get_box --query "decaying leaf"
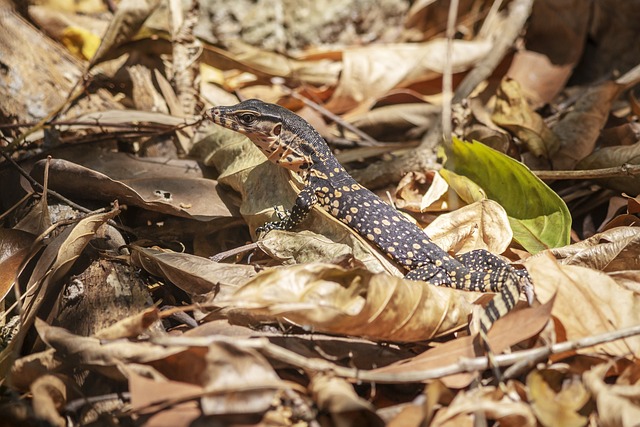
[527,369,590,427]
[220,263,474,342]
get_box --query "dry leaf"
[221,263,473,342]
[583,363,640,427]
[527,370,589,427]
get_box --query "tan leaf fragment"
[94,307,160,340]
[31,374,67,427]
[221,263,473,342]
[199,342,285,416]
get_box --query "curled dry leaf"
[310,373,383,427]
[425,199,513,255]
[93,306,160,340]
[395,171,457,213]
[492,78,560,158]
[550,226,640,272]
[583,363,640,427]
[30,374,67,427]
[528,253,640,357]
[526,370,589,427]
[431,385,537,427]
[221,263,473,342]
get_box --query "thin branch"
[533,164,640,180]
[151,323,640,384]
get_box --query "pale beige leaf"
[549,227,640,272]
[221,263,473,342]
[325,39,492,113]
[90,0,161,66]
[527,253,640,357]
[583,364,640,427]
[425,199,513,255]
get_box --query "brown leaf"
[31,158,233,220]
[576,142,640,194]
[130,246,254,296]
[492,78,560,158]
[550,227,640,271]
[199,342,284,416]
[0,228,36,303]
[530,253,640,357]
[129,371,202,427]
[221,263,473,342]
[310,373,383,427]
[94,307,160,340]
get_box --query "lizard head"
[207,99,311,171]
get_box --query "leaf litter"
[1,0,640,425]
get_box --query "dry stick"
[151,323,640,384]
[532,164,640,180]
[441,0,460,146]
[350,0,535,189]
[278,84,383,147]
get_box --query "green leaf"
[443,137,571,253]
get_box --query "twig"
[209,242,260,262]
[151,323,640,384]
[533,164,640,180]
[277,84,383,147]
[441,0,460,145]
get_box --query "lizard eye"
[238,113,257,125]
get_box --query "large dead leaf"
[0,228,36,302]
[220,263,473,342]
[576,141,640,195]
[31,158,233,220]
[129,246,254,297]
[529,253,640,357]
[325,39,492,113]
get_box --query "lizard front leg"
[257,186,319,234]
